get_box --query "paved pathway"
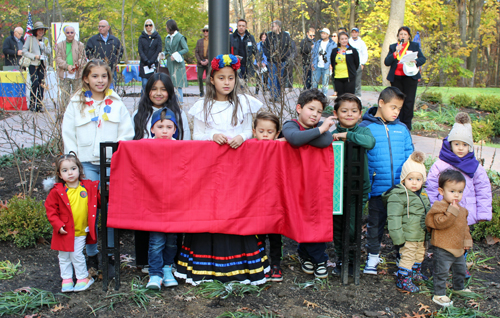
[1,85,498,171]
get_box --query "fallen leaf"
[402,314,413,318]
[418,303,431,313]
[288,265,294,271]
[37,237,48,245]
[397,289,411,295]
[263,284,272,291]
[174,295,184,301]
[0,201,7,210]
[481,265,494,270]
[411,312,426,318]
[303,299,319,309]
[51,303,64,312]
[379,270,387,275]
[24,315,41,318]
[485,235,500,245]
[184,296,196,302]
[361,224,367,233]
[467,299,479,308]
[421,105,428,110]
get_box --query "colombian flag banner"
[0,72,28,111]
[108,139,335,243]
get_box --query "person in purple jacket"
[426,112,492,277]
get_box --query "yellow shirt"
[66,184,89,237]
[335,53,349,79]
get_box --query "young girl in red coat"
[45,152,100,292]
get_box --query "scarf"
[439,137,479,178]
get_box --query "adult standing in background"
[55,26,86,109]
[230,19,257,81]
[85,20,122,82]
[349,27,368,97]
[138,19,162,94]
[384,26,426,130]
[311,28,336,95]
[330,31,359,97]
[254,32,268,95]
[264,20,292,102]
[284,36,296,90]
[195,25,209,97]
[299,27,315,90]
[2,27,24,67]
[22,22,51,112]
[160,19,188,104]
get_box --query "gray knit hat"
[448,113,473,152]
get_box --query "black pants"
[29,62,45,111]
[197,64,208,95]
[391,75,418,130]
[134,230,149,267]
[433,247,466,295]
[365,196,387,255]
[259,234,283,267]
[334,77,355,97]
[303,64,312,89]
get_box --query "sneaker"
[162,265,178,287]
[61,279,74,293]
[314,262,328,279]
[298,256,314,275]
[141,265,150,274]
[146,275,163,290]
[87,255,99,271]
[433,295,453,307]
[363,253,383,275]
[74,277,94,292]
[269,265,283,282]
[265,267,272,279]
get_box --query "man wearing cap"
[299,27,315,90]
[2,27,25,67]
[56,26,86,109]
[85,20,122,78]
[311,28,336,95]
[349,27,368,97]
[230,19,257,81]
[264,20,292,102]
[195,25,209,97]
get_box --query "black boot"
[87,255,99,271]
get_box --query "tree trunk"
[380,0,405,86]
[334,1,343,30]
[232,0,239,20]
[301,1,305,36]
[349,0,356,31]
[457,0,467,47]
[466,0,484,87]
[121,0,128,63]
[239,0,245,19]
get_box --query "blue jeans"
[148,232,177,277]
[141,77,149,96]
[81,162,114,257]
[298,242,328,264]
[270,62,286,100]
[312,67,330,95]
[176,87,183,103]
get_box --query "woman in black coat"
[330,32,359,96]
[384,26,426,130]
[138,19,162,94]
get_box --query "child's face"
[210,67,236,101]
[376,98,403,122]
[253,119,278,140]
[334,101,362,128]
[84,66,109,97]
[438,181,465,205]
[149,80,169,107]
[403,172,424,192]
[59,159,80,188]
[151,119,176,139]
[296,100,323,128]
[450,140,469,158]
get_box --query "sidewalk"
[1,86,498,171]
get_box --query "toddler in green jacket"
[382,151,430,293]
[331,93,375,276]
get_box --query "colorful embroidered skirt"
[175,233,270,285]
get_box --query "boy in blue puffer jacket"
[359,87,414,274]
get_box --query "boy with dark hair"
[359,86,414,274]
[280,88,335,278]
[330,93,375,275]
[425,169,472,307]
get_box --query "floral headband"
[211,54,240,75]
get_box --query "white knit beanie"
[400,151,427,184]
[448,112,473,152]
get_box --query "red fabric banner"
[108,139,334,243]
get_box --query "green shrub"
[475,94,500,112]
[471,119,495,142]
[472,195,500,241]
[0,196,52,248]
[449,93,475,108]
[486,112,500,137]
[412,121,443,132]
[420,91,443,104]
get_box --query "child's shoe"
[265,267,272,279]
[363,253,383,275]
[432,295,453,307]
[162,265,178,287]
[269,265,283,282]
[314,262,328,279]
[298,256,314,275]
[396,268,419,293]
[412,263,428,282]
[61,279,74,293]
[74,277,94,292]
[146,275,163,290]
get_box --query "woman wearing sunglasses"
[138,19,163,94]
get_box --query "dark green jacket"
[332,124,375,205]
[383,184,431,245]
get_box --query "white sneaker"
[363,253,383,275]
[433,295,453,307]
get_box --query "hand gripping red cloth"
[107,139,334,243]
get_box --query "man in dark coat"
[230,19,257,80]
[85,20,122,73]
[2,27,25,66]
[299,27,315,90]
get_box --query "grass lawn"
[361,86,500,104]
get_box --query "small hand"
[170,56,175,61]
[361,65,364,70]
[319,116,336,134]
[451,199,460,209]
[276,137,287,142]
[228,135,244,149]
[59,226,68,235]
[35,55,40,60]
[213,133,228,145]
[333,132,347,141]
[17,50,23,56]
[396,43,403,52]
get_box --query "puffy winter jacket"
[383,184,430,245]
[426,159,492,225]
[359,107,414,196]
